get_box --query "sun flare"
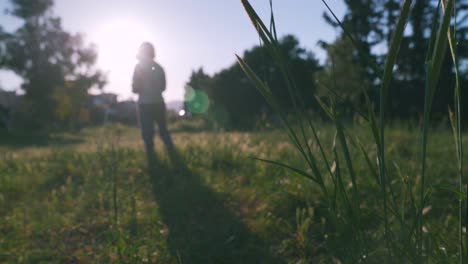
[94,20,153,96]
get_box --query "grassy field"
[0,123,467,263]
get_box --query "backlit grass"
[1,124,467,262]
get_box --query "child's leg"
[154,102,174,151]
[138,104,156,157]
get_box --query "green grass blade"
[380,0,413,102]
[446,1,463,261]
[419,0,454,258]
[376,0,413,253]
[355,136,379,186]
[427,0,454,106]
[331,133,351,210]
[425,1,442,64]
[268,0,278,41]
[237,55,328,194]
[252,157,320,185]
[237,55,307,157]
[240,0,328,195]
[332,108,358,198]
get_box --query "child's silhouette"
[133,42,174,164]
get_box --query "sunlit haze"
[93,20,154,100]
[0,0,345,103]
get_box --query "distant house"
[108,100,138,125]
[90,93,138,125]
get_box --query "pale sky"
[0,0,345,102]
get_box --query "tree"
[323,0,384,83]
[316,36,371,118]
[184,35,321,129]
[388,1,468,119]
[323,0,468,120]
[1,0,105,129]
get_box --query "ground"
[0,123,467,263]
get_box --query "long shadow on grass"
[149,155,281,263]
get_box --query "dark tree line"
[322,0,468,119]
[185,35,321,129]
[1,0,467,130]
[186,1,468,129]
[0,0,105,129]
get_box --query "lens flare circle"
[185,86,210,114]
[184,85,196,102]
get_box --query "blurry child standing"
[132,42,174,162]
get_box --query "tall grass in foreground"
[238,0,463,261]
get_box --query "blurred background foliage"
[0,0,467,131]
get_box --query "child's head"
[137,42,155,61]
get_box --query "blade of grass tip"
[241,0,283,61]
[243,1,310,126]
[240,1,304,139]
[241,0,281,67]
[419,0,454,258]
[236,55,277,109]
[268,0,278,41]
[244,1,321,184]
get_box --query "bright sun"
[94,20,153,97]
